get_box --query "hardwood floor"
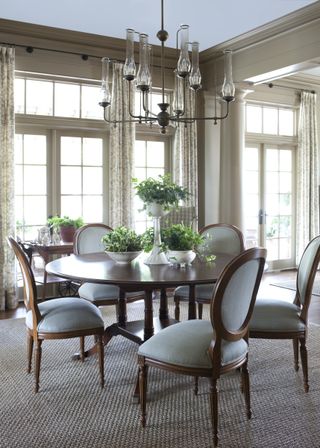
[1,269,320,325]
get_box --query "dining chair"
[137,247,266,446]
[250,235,320,392]
[74,223,145,323]
[173,223,245,320]
[7,236,105,393]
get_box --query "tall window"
[60,136,104,222]
[133,139,167,233]
[244,102,297,269]
[15,133,47,240]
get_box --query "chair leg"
[34,339,43,393]
[27,333,34,373]
[138,356,148,427]
[293,338,299,371]
[174,297,180,321]
[97,334,104,388]
[241,359,252,419]
[198,303,203,320]
[210,378,219,447]
[299,337,309,392]
[80,336,85,362]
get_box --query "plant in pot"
[132,174,190,265]
[102,226,144,264]
[47,215,84,243]
[143,224,204,267]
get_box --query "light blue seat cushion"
[250,298,305,333]
[174,284,215,300]
[26,297,104,333]
[78,282,143,303]
[138,320,248,369]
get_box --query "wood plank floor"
[1,270,320,325]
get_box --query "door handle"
[258,209,266,225]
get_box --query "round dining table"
[46,252,233,345]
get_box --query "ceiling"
[0,0,317,50]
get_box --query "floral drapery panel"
[0,47,16,310]
[173,88,198,225]
[296,91,319,262]
[108,63,135,228]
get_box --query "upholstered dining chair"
[174,223,245,320]
[250,235,320,392]
[8,236,105,393]
[137,247,266,446]
[74,223,145,323]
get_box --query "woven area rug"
[1,299,320,448]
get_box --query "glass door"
[243,144,295,269]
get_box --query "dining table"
[46,252,234,348]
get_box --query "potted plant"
[102,226,144,264]
[133,175,191,264]
[142,224,204,267]
[132,174,190,216]
[47,215,84,243]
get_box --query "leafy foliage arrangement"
[102,226,144,252]
[142,224,203,252]
[132,174,190,211]
[47,215,84,229]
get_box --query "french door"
[243,143,296,269]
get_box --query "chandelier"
[99,0,235,134]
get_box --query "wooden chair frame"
[8,236,104,393]
[174,223,245,320]
[139,247,266,446]
[250,235,320,392]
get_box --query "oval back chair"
[7,236,105,393]
[174,223,245,320]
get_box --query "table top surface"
[46,252,234,288]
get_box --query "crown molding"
[200,2,320,64]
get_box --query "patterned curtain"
[296,91,319,262]
[108,62,135,228]
[0,47,16,310]
[173,88,198,225]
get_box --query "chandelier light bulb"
[221,50,235,102]
[123,28,136,81]
[189,42,201,91]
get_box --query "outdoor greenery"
[47,215,84,229]
[132,174,190,212]
[102,226,144,252]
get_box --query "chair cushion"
[174,284,215,301]
[250,298,306,333]
[138,320,248,369]
[26,297,104,333]
[78,282,144,303]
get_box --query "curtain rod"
[0,41,173,71]
[265,82,316,94]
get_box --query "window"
[246,104,295,136]
[134,139,167,233]
[15,133,48,240]
[60,136,104,222]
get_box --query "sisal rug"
[1,299,320,448]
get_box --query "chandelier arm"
[172,101,231,124]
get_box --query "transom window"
[246,104,295,136]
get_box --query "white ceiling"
[0,0,317,50]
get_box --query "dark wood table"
[46,252,233,344]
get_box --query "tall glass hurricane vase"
[144,203,169,265]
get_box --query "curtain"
[173,88,198,225]
[0,47,16,310]
[108,62,135,228]
[296,91,319,262]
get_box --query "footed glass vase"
[144,203,169,265]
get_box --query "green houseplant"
[47,215,84,243]
[132,174,190,213]
[102,226,144,264]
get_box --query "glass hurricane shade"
[221,50,235,101]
